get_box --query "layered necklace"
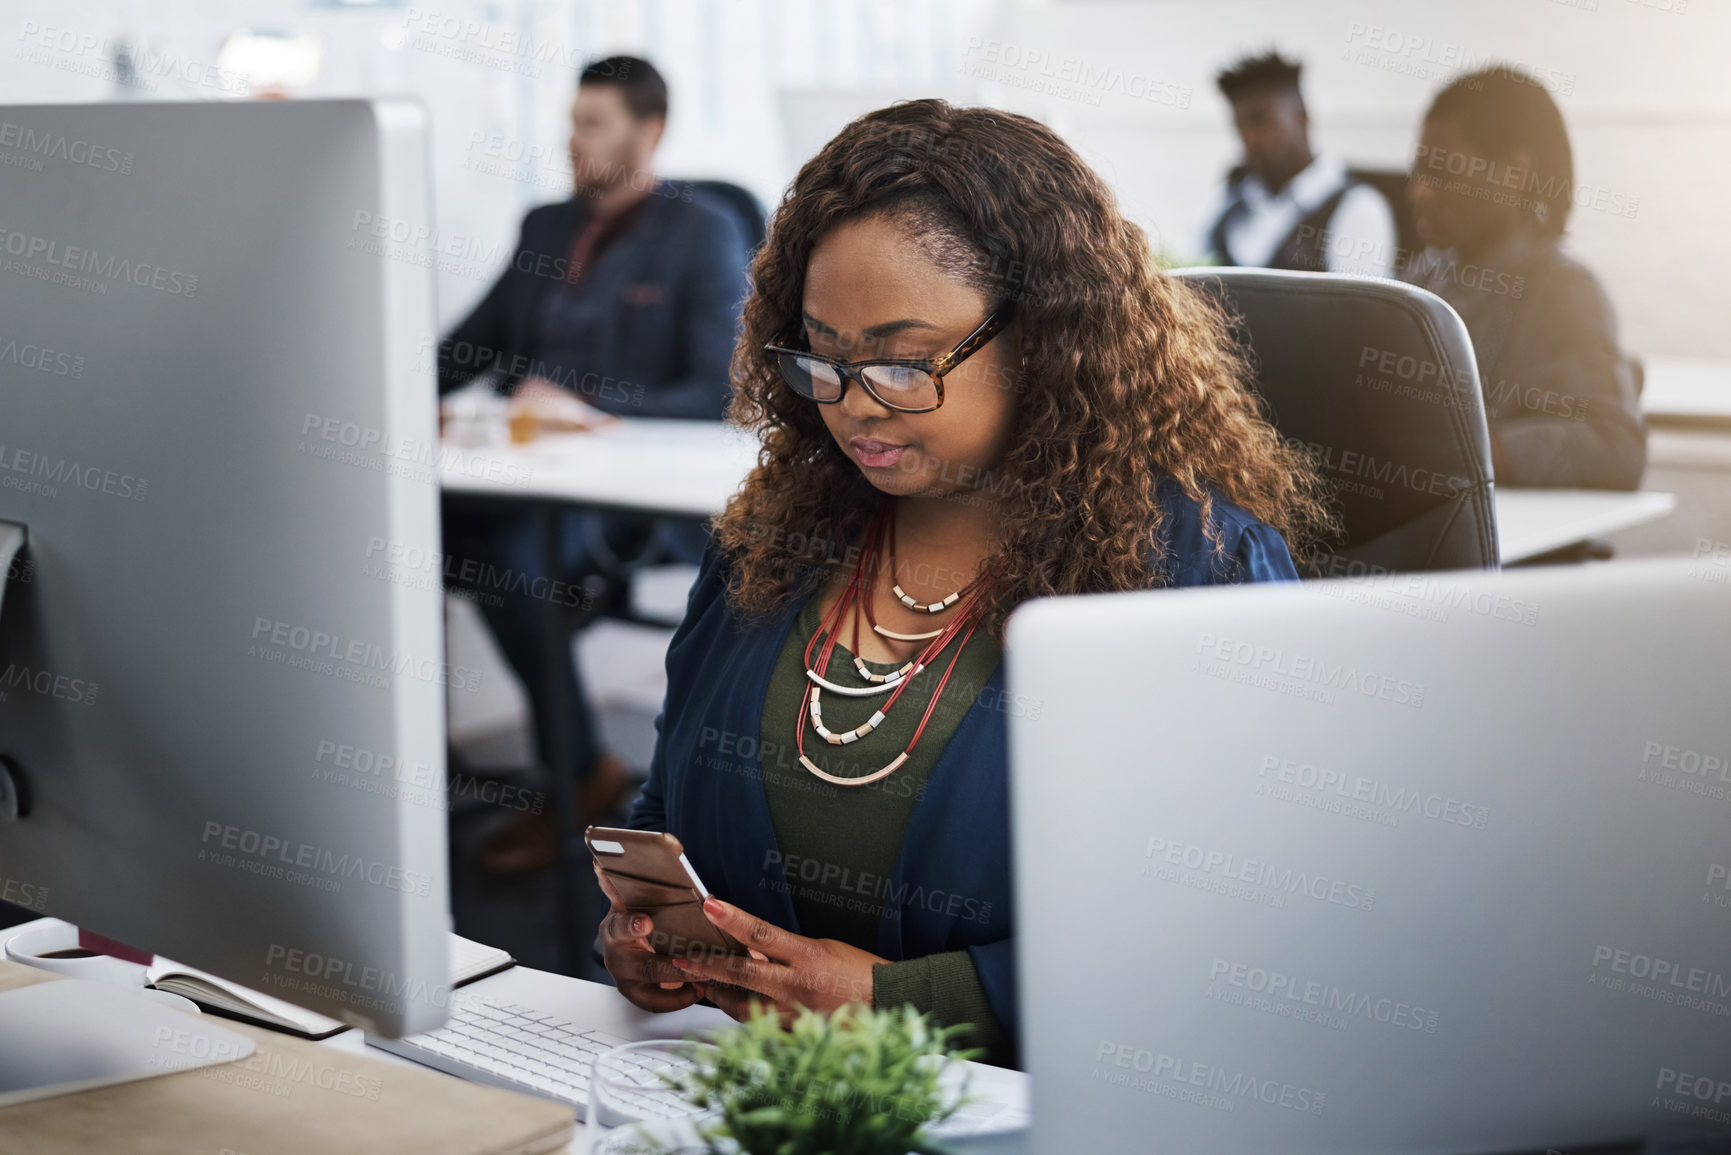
[797,507,998,787]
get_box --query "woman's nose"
[836,371,893,420]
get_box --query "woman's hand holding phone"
[594,863,705,1013]
[588,827,886,1020]
[671,897,888,1026]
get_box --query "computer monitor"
[1008,559,1731,1154]
[0,98,451,1068]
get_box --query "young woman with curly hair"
[597,99,1334,1068]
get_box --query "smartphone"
[585,826,747,960]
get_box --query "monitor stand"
[0,979,256,1107]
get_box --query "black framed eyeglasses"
[764,299,1017,414]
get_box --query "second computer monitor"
[1008,559,1731,1154]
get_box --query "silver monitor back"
[0,99,451,1036]
[1008,559,1731,1154]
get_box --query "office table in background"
[439,420,1680,568]
[440,419,760,518]
[1642,355,1731,430]
[1494,489,1677,564]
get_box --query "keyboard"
[372,989,1030,1135]
[369,991,677,1121]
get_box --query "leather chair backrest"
[680,179,768,252]
[1174,267,1499,575]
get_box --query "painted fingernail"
[702,897,724,916]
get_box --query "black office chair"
[679,179,768,253]
[560,178,766,631]
[1174,267,1499,574]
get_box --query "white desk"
[440,422,1679,570]
[1494,488,1677,564]
[1642,356,1731,428]
[440,419,760,519]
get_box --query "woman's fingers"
[594,876,710,1011]
[601,907,656,951]
[614,943,689,987]
[673,949,787,1004]
[621,980,703,1014]
[700,981,773,1023]
[593,864,626,909]
[702,897,804,963]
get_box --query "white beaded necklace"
[795,508,996,785]
[868,515,964,642]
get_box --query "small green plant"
[668,1004,982,1155]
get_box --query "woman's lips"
[850,437,907,468]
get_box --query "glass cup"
[588,1039,717,1131]
[588,1115,719,1155]
[439,391,507,447]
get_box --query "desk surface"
[440,421,1678,568]
[1494,488,1677,563]
[440,419,759,519]
[0,951,573,1155]
[1642,355,1731,426]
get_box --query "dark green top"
[758,590,1010,1061]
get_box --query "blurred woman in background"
[1405,67,1647,490]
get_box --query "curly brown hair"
[713,99,1335,637]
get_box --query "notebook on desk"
[145,933,515,1039]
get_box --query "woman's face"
[1409,114,1528,254]
[800,214,1020,505]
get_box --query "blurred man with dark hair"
[1204,50,1397,276]
[1404,67,1646,490]
[440,55,751,873]
[438,55,746,419]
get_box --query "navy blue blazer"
[628,480,1299,1055]
[436,184,749,420]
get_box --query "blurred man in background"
[1204,51,1397,277]
[436,54,749,419]
[439,55,751,874]
[1404,67,1646,490]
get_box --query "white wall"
[986,0,1731,358]
[4,0,1724,354]
[0,0,990,328]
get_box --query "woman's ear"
[1003,321,1027,398]
[1507,147,1543,227]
